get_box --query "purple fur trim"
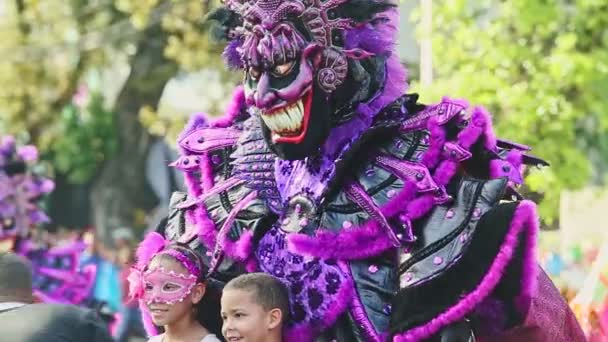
[178,113,210,153]
[193,205,218,250]
[379,182,418,217]
[288,183,418,260]
[136,232,169,269]
[489,158,524,184]
[507,150,523,169]
[288,220,394,260]
[477,106,497,151]
[344,8,399,56]
[222,39,243,69]
[184,171,203,197]
[216,191,257,249]
[456,107,488,150]
[405,194,435,220]
[317,270,354,333]
[457,105,497,152]
[179,178,244,209]
[210,86,245,128]
[393,200,540,342]
[244,258,258,272]
[339,261,383,342]
[433,159,460,187]
[421,118,446,169]
[515,202,539,316]
[199,152,214,191]
[221,223,254,262]
[356,52,408,119]
[344,24,392,56]
[346,182,400,246]
[140,300,159,337]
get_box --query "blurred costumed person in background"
[571,242,608,341]
[0,135,96,307]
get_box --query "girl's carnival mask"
[128,232,203,305]
[141,266,198,305]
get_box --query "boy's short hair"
[224,273,290,322]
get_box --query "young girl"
[128,232,222,342]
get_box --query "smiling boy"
[221,273,289,342]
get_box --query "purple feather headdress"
[215,0,401,92]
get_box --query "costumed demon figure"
[0,135,96,305]
[150,1,585,341]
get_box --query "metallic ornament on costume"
[281,194,317,233]
[299,0,355,47]
[317,48,348,93]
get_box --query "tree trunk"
[91,21,178,242]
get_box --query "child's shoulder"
[147,334,164,342]
[146,332,220,342]
[201,334,222,342]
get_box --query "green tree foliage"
[132,0,239,142]
[50,90,117,184]
[0,0,229,146]
[410,0,608,224]
[0,0,230,235]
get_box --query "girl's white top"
[147,333,222,342]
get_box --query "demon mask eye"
[271,60,296,77]
[248,66,262,81]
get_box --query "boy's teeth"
[261,99,304,136]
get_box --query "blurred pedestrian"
[114,229,146,342]
[0,252,113,342]
[80,230,122,313]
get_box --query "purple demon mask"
[215,0,402,160]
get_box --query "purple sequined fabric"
[478,270,586,342]
[256,226,353,331]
